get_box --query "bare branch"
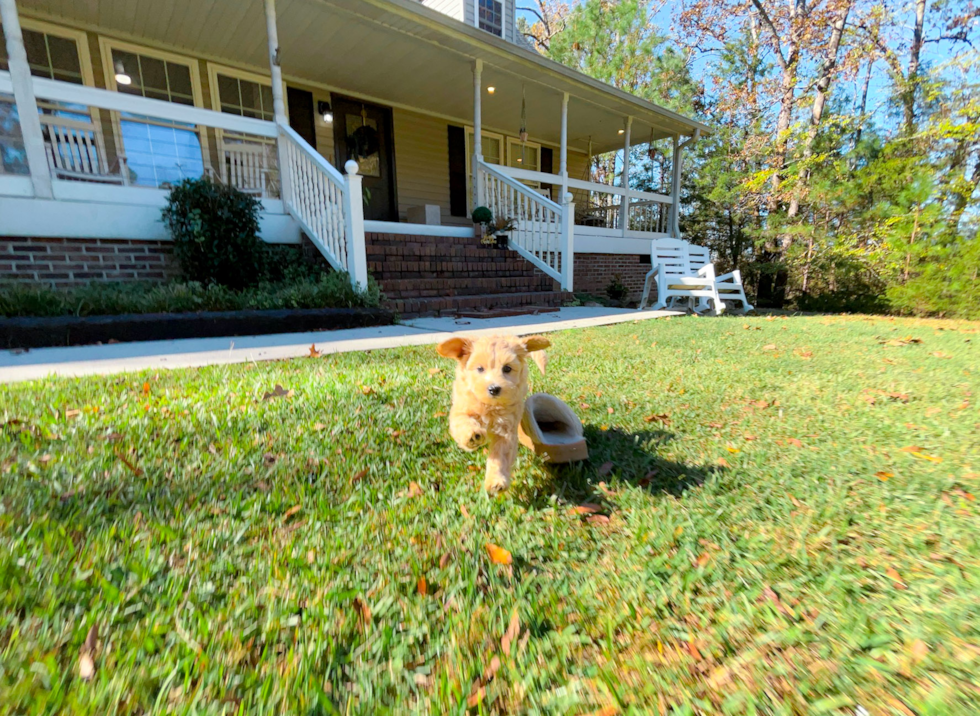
[749,0,788,68]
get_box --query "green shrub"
[0,275,381,318]
[605,275,629,303]
[472,206,493,225]
[161,178,266,289]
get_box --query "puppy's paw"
[483,474,511,495]
[466,429,487,450]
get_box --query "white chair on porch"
[685,244,754,314]
[219,138,276,198]
[40,114,128,184]
[638,238,724,314]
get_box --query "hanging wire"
[519,85,528,164]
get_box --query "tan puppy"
[437,334,550,494]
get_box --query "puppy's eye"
[502,365,512,374]
[476,366,485,373]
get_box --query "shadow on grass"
[516,424,720,509]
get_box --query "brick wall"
[1,237,177,287]
[574,253,651,303]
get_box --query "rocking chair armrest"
[715,269,742,284]
[696,263,717,280]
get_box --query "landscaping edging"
[0,307,394,349]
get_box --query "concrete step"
[387,290,571,319]
[380,275,556,299]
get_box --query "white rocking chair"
[684,245,754,313]
[638,238,724,315]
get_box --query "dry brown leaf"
[717,457,730,468]
[694,552,711,568]
[910,639,929,661]
[65,409,81,419]
[586,514,611,525]
[115,450,144,477]
[886,567,907,589]
[433,411,447,418]
[351,468,369,483]
[501,610,520,654]
[762,344,777,351]
[931,351,951,359]
[787,438,803,448]
[876,471,894,481]
[308,343,322,358]
[360,386,374,395]
[744,434,757,441]
[142,381,150,395]
[283,505,301,521]
[598,461,614,476]
[428,367,442,375]
[486,543,512,565]
[586,707,619,716]
[571,503,603,515]
[417,575,427,596]
[687,640,703,660]
[644,413,670,424]
[580,402,591,410]
[460,504,471,519]
[262,384,293,401]
[78,624,98,680]
[354,597,371,624]
[313,422,327,431]
[408,481,423,498]
[439,552,451,569]
[466,686,486,708]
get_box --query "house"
[0,0,709,316]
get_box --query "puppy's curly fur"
[437,334,550,494]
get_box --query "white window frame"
[12,19,96,87]
[464,127,504,212]
[98,38,210,184]
[477,0,504,37]
[506,136,541,173]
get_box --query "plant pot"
[494,234,509,249]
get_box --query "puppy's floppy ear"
[521,335,551,353]
[436,336,473,362]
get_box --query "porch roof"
[24,0,711,154]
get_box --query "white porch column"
[619,116,632,237]
[472,59,483,211]
[558,92,569,197]
[263,0,293,207]
[0,0,53,199]
[560,191,575,292]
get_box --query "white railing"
[478,159,573,289]
[277,120,366,287]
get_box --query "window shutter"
[541,147,553,174]
[448,125,467,217]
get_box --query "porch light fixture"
[487,86,495,94]
[113,61,132,86]
[317,100,333,123]
[618,129,625,134]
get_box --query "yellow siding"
[392,108,466,225]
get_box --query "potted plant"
[472,206,495,247]
[492,215,517,249]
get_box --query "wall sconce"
[317,100,333,123]
[114,60,132,86]
[487,86,495,94]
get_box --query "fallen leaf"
[726,446,740,454]
[308,344,322,358]
[142,382,150,395]
[762,344,777,351]
[876,471,893,481]
[717,457,730,467]
[787,438,803,448]
[360,386,374,395]
[899,445,926,453]
[686,640,702,660]
[351,468,369,483]
[439,552,451,569]
[694,552,711,568]
[597,482,616,496]
[931,351,951,359]
[433,411,447,418]
[586,514,610,525]
[607,407,614,414]
[486,543,512,565]
[501,610,520,654]
[744,434,758,441]
[580,402,591,410]
[353,596,371,624]
[910,639,929,661]
[460,504,471,519]
[408,481,423,498]
[313,422,327,431]
[673,526,684,538]
[263,452,277,467]
[428,367,442,375]
[78,624,98,680]
[283,505,301,521]
[886,567,907,589]
[598,461,614,476]
[262,384,293,401]
[644,413,670,424]
[484,655,501,680]
[911,451,942,463]
[417,575,427,595]
[887,392,910,402]
[65,409,81,419]
[795,349,813,359]
[466,686,486,708]
[115,450,144,477]
[586,707,619,716]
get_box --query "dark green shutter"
[447,125,467,217]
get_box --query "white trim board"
[364,221,473,238]
[0,196,300,243]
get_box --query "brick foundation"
[0,237,177,287]
[574,253,651,303]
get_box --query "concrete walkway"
[0,306,679,384]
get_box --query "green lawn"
[1,315,978,715]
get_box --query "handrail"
[277,119,345,186]
[0,71,277,138]
[566,175,672,204]
[481,160,562,212]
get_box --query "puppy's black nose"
[488,385,502,397]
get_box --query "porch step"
[388,291,571,319]
[380,275,554,299]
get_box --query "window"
[0,26,84,83]
[478,0,503,37]
[214,73,274,121]
[507,137,540,173]
[102,40,205,187]
[464,128,503,211]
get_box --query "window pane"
[22,30,50,77]
[47,35,82,80]
[260,85,274,117]
[217,75,241,112]
[167,63,193,101]
[112,50,141,88]
[139,55,168,94]
[121,119,203,187]
[484,135,501,165]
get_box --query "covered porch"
[0,0,708,292]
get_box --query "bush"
[605,275,630,303]
[0,275,381,318]
[162,178,266,289]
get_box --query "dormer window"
[478,0,503,37]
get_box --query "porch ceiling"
[24,0,710,154]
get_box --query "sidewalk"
[0,306,679,383]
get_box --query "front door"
[332,96,397,221]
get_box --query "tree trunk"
[852,59,874,153]
[902,0,927,135]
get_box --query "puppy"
[437,334,550,494]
